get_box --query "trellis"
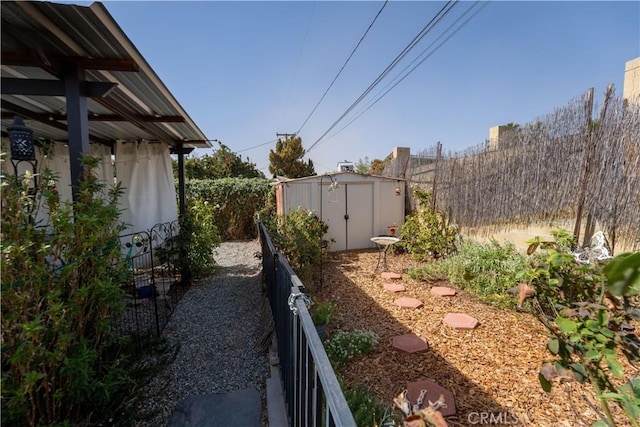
[405,86,640,252]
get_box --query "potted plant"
[310,301,334,340]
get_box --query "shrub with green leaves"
[529,247,640,427]
[160,199,221,280]
[263,207,330,290]
[324,330,378,369]
[400,188,458,260]
[342,382,393,427]
[1,157,133,425]
[184,178,271,240]
[409,239,529,307]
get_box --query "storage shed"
[275,172,406,251]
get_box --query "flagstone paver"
[430,286,456,296]
[381,272,402,280]
[392,334,429,353]
[395,297,423,309]
[406,379,456,417]
[443,313,479,329]
[384,283,406,292]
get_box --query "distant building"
[488,125,518,151]
[623,57,640,106]
[337,161,354,172]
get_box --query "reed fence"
[394,86,640,252]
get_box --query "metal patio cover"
[1,1,212,154]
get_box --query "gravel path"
[136,240,269,426]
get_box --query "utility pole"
[276,133,296,139]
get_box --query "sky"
[98,1,639,175]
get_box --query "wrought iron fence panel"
[114,221,189,339]
[259,222,356,427]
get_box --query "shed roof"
[1,1,211,150]
[274,171,407,184]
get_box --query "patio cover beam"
[1,77,117,98]
[64,65,91,201]
[1,51,139,73]
[172,145,194,217]
[1,99,112,146]
[1,112,185,123]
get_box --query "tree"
[355,157,371,174]
[268,135,315,178]
[173,142,264,180]
[369,158,387,175]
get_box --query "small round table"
[370,236,401,271]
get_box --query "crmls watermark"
[468,412,520,425]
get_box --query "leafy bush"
[342,383,394,427]
[185,178,271,240]
[400,188,458,260]
[324,330,378,369]
[160,199,221,280]
[310,300,334,326]
[263,208,331,290]
[174,142,264,180]
[1,157,133,425]
[409,239,529,307]
[528,245,640,426]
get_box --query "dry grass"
[314,248,638,427]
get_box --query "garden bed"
[315,248,638,426]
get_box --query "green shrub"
[310,300,334,326]
[324,330,378,369]
[526,239,640,426]
[409,239,529,307]
[263,208,331,290]
[399,188,458,260]
[185,178,271,240]
[1,157,133,425]
[342,383,394,427]
[159,199,221,280]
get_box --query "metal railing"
[259,222,356,427]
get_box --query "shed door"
[321,185,346,251]
[345,183,374,250]
[320,183,373,251]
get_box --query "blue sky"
[101,1,639,175]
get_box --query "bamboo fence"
[399,86,640,252]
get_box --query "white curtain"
[36,142,114,203]
[90,143,115,196]
[115,141,178,234]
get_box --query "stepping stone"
[430,286,456,296]
[381,272,402,280]
[406,379,456,417]
[395,297,423,309]
[169,388,261,427]
[384,283,406,292]
[393,334,429,353]
[443,313,479,329]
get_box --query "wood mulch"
[314,248,638,427]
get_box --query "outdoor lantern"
[7,115,39,197]
[8,116,35,161]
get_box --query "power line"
[236,138,277,154]
[306,0,458,154]
[281,2,316,125]
[326,1,490,142]
[295,0,389,135]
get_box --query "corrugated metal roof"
[275,171,407,183]
[1,1,211,149]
